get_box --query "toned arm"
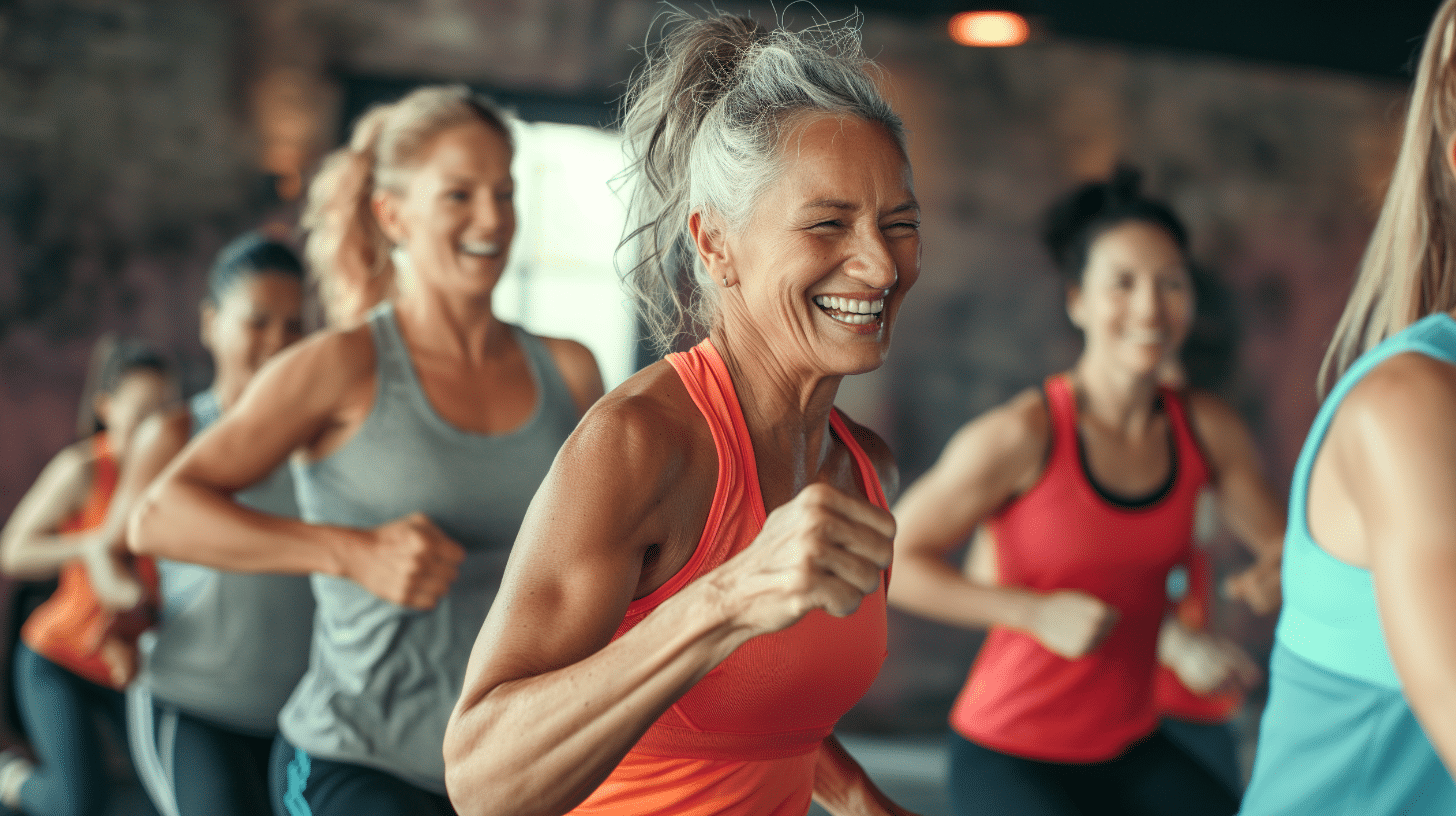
[0,442,94,578]
[1186,391,1286,615]
[444,378,896,816]
[889,391,1117,658]
[128,328,464,609]
[1329,353,1456,770]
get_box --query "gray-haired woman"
[445,13,921,816]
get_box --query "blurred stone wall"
[0,0,1410,734]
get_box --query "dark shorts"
[947,730,1237,816]
[268,736,455,816]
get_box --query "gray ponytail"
[619,11,906,354]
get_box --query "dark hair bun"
[1042,165,1188,284]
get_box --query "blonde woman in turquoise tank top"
[1240,2,1456,812]
[128,86,604,816]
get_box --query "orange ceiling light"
[949,11,1030,47]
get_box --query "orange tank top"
[571,340,890,816]
[950,374,1209,762]
[20,434,158,688]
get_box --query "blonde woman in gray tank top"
[129,86,604,816]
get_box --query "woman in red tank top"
[890,171,1285,816]
[0,338,172,815]
[445,13,921,816]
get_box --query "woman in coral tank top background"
[445,11,921,816]
[890,171,1286,816]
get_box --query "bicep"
[893,410,1040,561]
[1192,396,1285,554]
[461,408,674,698]
[167,344,344,494]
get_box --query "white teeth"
[461,241,501,257]
[812,295,885,316]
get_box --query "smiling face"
[374,120,516,301]
[1067,219,1193,378]
[95,369,172,461]
[202,271,305,407]
[699,113,920,378]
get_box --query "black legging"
[948,730,1238,816]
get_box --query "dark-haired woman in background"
[0,338,173,816]
[116,232,308,816]
[445,12,918,816]
[890,171,1284,816]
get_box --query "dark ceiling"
[838,0,1442,79]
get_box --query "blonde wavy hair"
[1322,0,1456,394]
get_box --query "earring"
[722,277,730,287]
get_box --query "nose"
[473,191,513,238]
[1133,278,1165,322]
[845,224,898,290]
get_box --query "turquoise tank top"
[144,390,314,735]
[280,303,581,794]
[1241,312,1456,815]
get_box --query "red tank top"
[950,374,1209,762]
[21,434,159,688]
[572,340,889,815]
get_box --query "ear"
[1065,284,1085,330]
[688,209,734,286]
[372,190,408,246]
[199,302,217,352]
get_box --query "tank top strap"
[364,302,415,391]
[90,432,118,505]
[1041,373,1079,465]
[1158,385,1210,485]
[513,327,577,418]
[828,410,888,511]
[629,341,759,614]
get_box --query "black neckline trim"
[1074,397,1178,510]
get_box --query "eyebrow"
[801,198,921,214]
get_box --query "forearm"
[887,552,1035,632]
[129,476,356,576]
[813,735,910,816]
[445,585,752,816]
[0,531,95,579]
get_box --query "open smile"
[812,295,885,326]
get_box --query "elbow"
[126,488,165,556]
[443,700,556,816]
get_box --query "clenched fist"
[345,512,466,609]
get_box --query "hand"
[80,537,146,613]
[346,513,466,610]
[1225,556,1281,615]
[1158,618,1262,694]
[1025,590,1118,659]
[705,482,894,639]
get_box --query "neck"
[212,373,246,414]
[1069,353,1163,436]
[709,326,843,496]
[391,281,509,363]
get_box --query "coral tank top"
[951,374,1208,762]
[22,433,158,688]
[571,340,889,815]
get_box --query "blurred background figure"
[0,337,172,816]
[1239,0,1456,812]
[118,232,308,816]
[890,170,1284,816]
[129,84,602,816]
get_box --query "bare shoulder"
[45,438,99,489]
[1339,351,1456,445]
[832,410,899,503]
[959,387,1050,463]
[561,360,701,494]
[537,335,605,414]
[234,322,376,416]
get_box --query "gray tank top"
[143,390,316,735]
[280,302,580,793]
